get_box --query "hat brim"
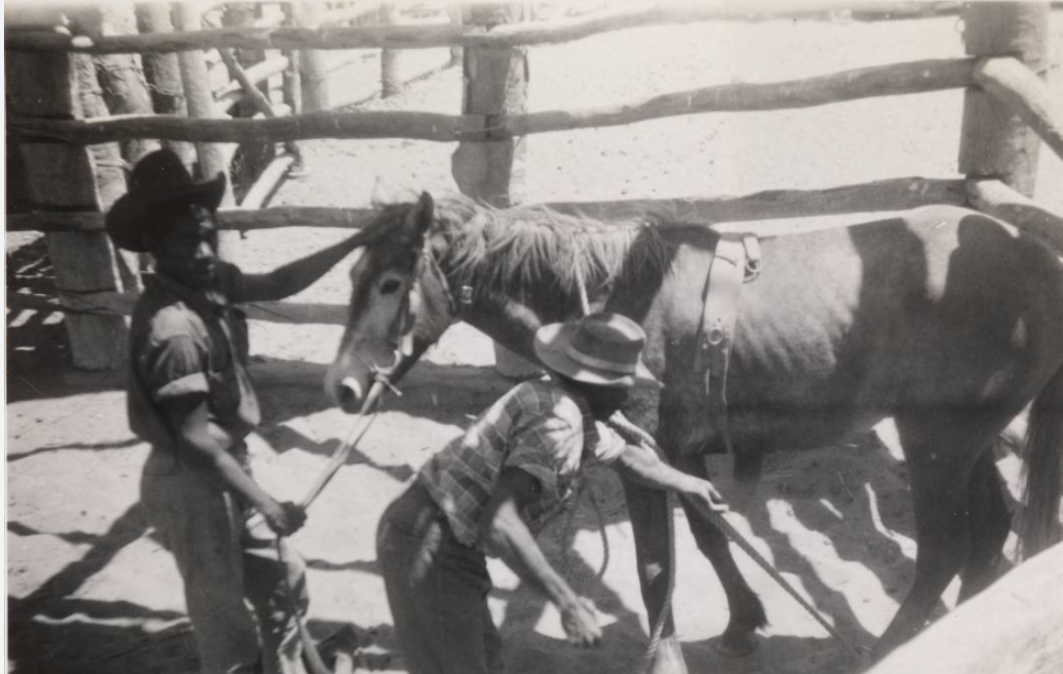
[533,322,662,390]
[106,172,227,252]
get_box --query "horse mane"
[433,196,674,303]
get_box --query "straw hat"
[534,313,661,389]
[106,149,226,253]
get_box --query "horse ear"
[402,191,435,239]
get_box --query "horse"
[324,193,1063,670]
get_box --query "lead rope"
[262,378,390,674]
[557,259,612,584]
[571,258,676,672]
[607,414,864,662]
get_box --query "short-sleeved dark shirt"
[127,263,260,457]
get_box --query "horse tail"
[1018,362,1063,560]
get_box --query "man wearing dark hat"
[376,312,727,674]
[108,149,372,674]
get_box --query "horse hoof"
[713,635,758,658]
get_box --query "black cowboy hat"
[106,149,227,252]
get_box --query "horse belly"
[665,226,903,455]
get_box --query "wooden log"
[8,289,349,326]
[974,56,1063,164]
[290,2,330,112]
[866,542,1063,674]
[74,48,145,294]
[452,3,535,378]
[135,2,196,168]
[10,109,481,144]
[379,2,404,98]
[958,2,1049,197]
[447,4,463,66]
[10,57,978,144]
[547,176,968,224]
[7,39,128,370]
[6,177,969,234]
[3,2,969,53]
[85,5,160,164]
[238,153,295,209]
[320,3,383,26]
[509,57,978,135]
[174,1,237,258]
[214,55,289,112]
[966,178,1063,253]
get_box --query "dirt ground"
[7,11,1063,674]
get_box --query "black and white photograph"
[6,1,1063,673]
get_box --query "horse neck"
[458,292,546,365]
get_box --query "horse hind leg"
[873,412,991,660]
[677,454,766,657]
[958,449,1011,602]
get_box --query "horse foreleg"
[619,476,688,674]
[676,454,767,656]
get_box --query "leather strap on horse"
[695,233,762,455]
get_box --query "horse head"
[325,192,458,412]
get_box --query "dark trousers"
[376,481,504,674]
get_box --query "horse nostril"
[337,376,363,413]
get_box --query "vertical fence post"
[86,5,160,165]
[7,11,128,370]
[448,4,463,67]
[380,1,404,98]
[222,2,275,201]
[291,1,331,112]
[959,2,1050,196]
[451,3,536,378]
[174,2,238,259]
[135,2,196,170]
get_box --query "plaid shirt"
[418,378,625,548]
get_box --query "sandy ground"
[7,11,1063,674]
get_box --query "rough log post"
[222,2,275,202]
[448,4,463,66]
[7,39,128,369]
[280,3,304,173]
[135,2,196,169]
[280,2,301,112]
[85,5,160,164]
[75,47,145,294]
[291,1,330,112]
[174,2,238,258]
[975,57,1063,163]
[380,1,404,97]
[959,2,1049,197]
[451,3,535,378]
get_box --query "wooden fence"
[6,1,1063,370]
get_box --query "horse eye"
[380,279,402,295]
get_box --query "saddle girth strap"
[696,233,761,454]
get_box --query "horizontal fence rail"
[10,178,1061,327]
[9,57,980,145]
[4,2,961,54]
[6,177,968,234]
[10,170,1062,335]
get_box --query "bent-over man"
[377,312,727,674]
